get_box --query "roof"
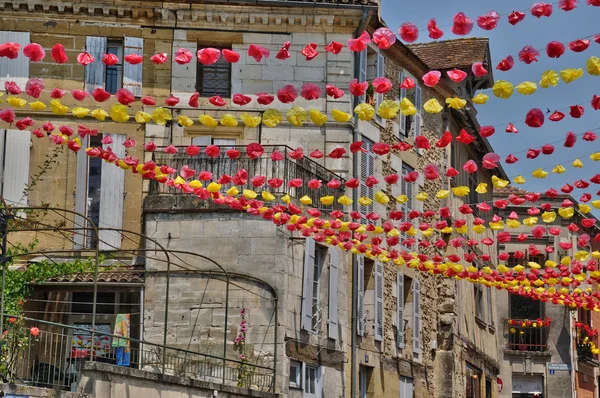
[39,271,144,284]
[492,186,570,198]
[408,38,490,71]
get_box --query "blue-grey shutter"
[73,135,89,249]
[84,36,107,93]
[375,51,385,122]
[0,31,30,89]
[374,260,384,341]
[399,71,407,136]
[98,134,125,250]
[412,279,422,355]
[358,49,367,104]
[414,85,423,154]
[328,247,339,340]
[357,255,365,336]
[123,37,143,97]
[397,272,405,348]
[302,237,316,331]
[1,130,30,207]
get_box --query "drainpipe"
[351,8,369,398]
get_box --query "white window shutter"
[98,134,125,250]
[415,85,423,154]
[399,71,407,136]
[0,31,30,89]
[328,248,339,340]
[397,272,405,348]
[1,130,30,207]
[73,136,90,249]
[358,49,367,104]
[412,279,422,355]
[357,255,365,336]
[84,36,107,93]
[124,37,144,97]
[415,171,424,213]
[487,288,493,326]
[375,51,385,121]
[374,260,384,341]
[302,237,316,331]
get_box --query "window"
[400,376,414,397]
[302,239,327,333]
[359,366,372,398]
[467,172,479,215]
[579,308,592,327]
[71,292,116,315]
[191,136,237,149]
[400,164,414,247]
[86,135,103,248]
[397,273,413,348]
[474,285,485,322]
[105,40,124,94]
[485,378,492,398]
[311,245,327,331]
[510,293,542,320]
[466,363,481,398]
[398,71,421,139]
[304,365,321,398]
[197,46,231,97]
[289,360,302,389]
[360,138,375,221]
[0,130,31,208]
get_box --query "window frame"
[310,245,327,332]
[465,363,481,398]
[303,364,321,398]
[289,360,302,389]
[196,45,232,98]
[104,39,124,95]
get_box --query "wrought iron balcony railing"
[148,145,346,213]
[505,319,550,352]
[576,330,600,366]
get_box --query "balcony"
[505,319,550,353]
[576,325,600,366]
[148,145,346,213]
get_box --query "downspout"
[351,8,369,398]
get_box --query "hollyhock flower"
[51,44,68,63]
[569,39,590,52]
[347,31,371,52]
[519,46,540,64]
[0,42,20,59]
[326,84,344,99]
[196,48,219,65]
[124,53,143,64]
[372,28,397,49]
[277,85,298,103]
[150,53,168,64]
[399,23,419,42]
[247,44,270,62]
[477,11,500,30]
[256,93,274,105]
[427,19,444,39]
[324,41,343,54]
[422,71,441,87]
[496,55,514,71]
[525,108,544,128]
[301,83,322,100]
[546,41,565,58]
[23,43,45,62]
[472,62,488,77]
[102,53,119,66]
[531,2,553,17]
[447,69,467,83]
[451,12,474,35]
[301,43,319,61]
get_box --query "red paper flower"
[256,92,274,105]
[559,0,578,11]
[583,131,597,141]
[232,93,252,106]
[400,77,416,89]
[288,147,304,160]
[23,43,45,62]
[527,148,541,159]
[422,71,441,87]
[196,48,219,65]
[329,148,346,159]
[42,121,54,132]
[427,19,444,39]
[564,131,577,147]
[384,174,399,184]
[414,135,431,149]
[347,31,371,52]
[150,53,168,64]
[480,126,495,137]
[124,53,143,64]
[51,44,68,63]
[519,46,540,64]
[0,42,20,59]
[271,151,284,161]
[32,129,44,138]
[372,77,392,93]
[25,78,44,98]
[248,44,270,62]
[477,11,500,30]
[326,84,344,99]
[593,95,600,110]
[116,88,136,105]
[102,53,119,66]
[301,83,322,100]
[328,179,342,189]
[277,85,298,103]
[546,41,565,58]
[447,69,467,83]
[472,62,488,77]
[246,143,264,159]
[185,145,200,156]
[276,41,291,60]
[324,41,343,54]
[301,43,319,61]
[482,153,500,169]
[372,28,397,49]
[309,149,324,159]
[222,49,240,63]
[349,79,369,96]
[508,11,526,25]
[165,95,180,106]
[424,164,439,180]
[350,141,367,153]
[436,131,453,147]
[91,88,111,102]
[16,117,35,130]
[541,144,555,154]
[549,110,565,121]
[531,2,553,17]
[568,39,590,52]
[496,55,515,71]
[189,92,200,108]
[71,90,89,101]
[4,81,21,95]
[226,149,241,159]
[525,108,545,128]
[463,160,477,173]
[209,96,226,106]
[505,123,518,133]
[451,12,474,35]
[141,96,156,106]
[372,143,390,155]
[456,128,475,144]
[399,22,419,43]
[570,105,584,118]
[145,141,157,152]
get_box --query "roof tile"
[408,38,490,70]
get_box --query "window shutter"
[414,85,423,154]
[1,130,30,207]
[358,49,367,104]
[73,135,90,249]
[328,247,339,340]
[415,171,424,213]
[123,37,144,97]
[84,36,107,93]
[302,237,316,331]
[487,288,493,326]
[374,260,384,341]
[375,51,385,121]
[399,71,407,136]
[357,255,365,336]
[98,134,125,250]
[412,279,422,355]
[0,31,30,89]
[359,139,374,221]
[397,272,405,348]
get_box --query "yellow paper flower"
[436,190,450,199]
[560,68,584,84]
[189,180,202,189]
[207,182,222,193]
[300,195,312,205]
[552,164,566,174]
[320,196,334,206]
[308,108,327,126]
[593,200,600,209]
[243,189,258,199]
[377,100,399,119]
[423,98,444,114]
[541,211,557,223]
[455,224,468,234]
[7,96,26,108]
[281,194,291,204]
[338,195,352,206]
[513,175,525,184]
[472,93,489,104]
[515,81,537,95]
[178,115,194,127]
[475,183,488,194]
[354,103,375,121]
[263,109,283,127]
[332,109,352,123]
[446,97,467,109]
[473,224,486,234]
[226,186,239,196]
[72,107,90,118]
[492,80,513,99]
[395,195,408,204]
[358,197,373,206]
[489,221,504,231]
[579,204,591,214]
[50,99,69,115]
[492,175,509,188]
[399,98,417,116]
[523,217,538,226]
[220,114,238,127]
[415,192,427,201]
[240,112,261,128]
[151,107,171,125]
[587,56,600,76]
[572,158,583,168]
[540,70,559,88]
[375,191,390,205]
[590,152,600,161]
[558,207,574,219]
[29,101,46,111]
[199,114,218,127]
[452,186,470,196]
[91,108,109,121]
[287,106,307,127]
[135,111,152,124]
[506,219,521,228]
[532,168,548,178]
[110,103,130,123]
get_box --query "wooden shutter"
[0,31,30,89]
[302,237,316,331]
[359,139,374,221]
[357,255,365,336]
[397,272,405,348]
[84,36,107,93]
[414,85,423,154]
[98,134,125,250]
[415,171,424,213]
[358,49,367,104]
[73,136,90,249]
[123,37,144,97]
[487,288,494,326]
[2,130,31,207]
[375,51,385,121]
[412,279,422,355]
[374,260,384,341]
[328,247,339,340]
[399,71,407,136]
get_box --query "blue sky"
[381,0,599,208]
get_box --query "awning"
[512,375,544,394]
